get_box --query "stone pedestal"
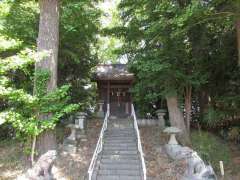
[67,124,77,141]
[163,127,181,145]
[75,112,87,141]
[168,134,178,145]
[63,124,78,154]
[63,139,77,154]
[75,112,86,130]
[97,102,104,118]
[156,109,166,129]
[125,102,129,114]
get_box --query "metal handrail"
[131,104,147,180]
[88,104,110,180]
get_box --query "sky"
[98,0,119,28]
[97,0,128,64]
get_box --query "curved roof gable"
[93,64,134,81]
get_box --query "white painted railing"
[131,104,147,180]
[88,104,110,180]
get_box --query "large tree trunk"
[184,85,192,133]
[166,95,191,145]
[236,19,240,66]
[35,0,59,156]
[199,89,209,119]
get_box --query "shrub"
[191,130,231,173]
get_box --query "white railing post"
[131,104,147,180]
[88,103,110,180]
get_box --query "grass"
[191,130,231,174]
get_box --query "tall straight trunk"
[199,89,209,120]
[236,19,240,66]
[35,0,59,156]
[166,95,191,145]
[184,85,192,133]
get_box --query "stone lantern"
[156,109,167,129]
[163,126,182,145]
[97,100,104,118]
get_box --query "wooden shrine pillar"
[107,81,110,112]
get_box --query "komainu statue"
[18,150,57,180]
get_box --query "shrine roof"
[93,64,134,81]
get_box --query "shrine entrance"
[93,64,134,118]
[110,87,131,117]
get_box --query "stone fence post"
[156,109,166,129]
[97,101,104,118]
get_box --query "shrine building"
[93,64,134,117]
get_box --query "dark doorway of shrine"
[110,88,131,118]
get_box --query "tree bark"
[184,85,192,133]
[35,0,59,156]
[236,19,240,66]
[166,95,191,145]
[199,89,209,119]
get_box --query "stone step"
[109,120,132,122]
[101,154,139,160]
[91,118,143,180]
[109,123,133,125]
[104,141,137,146]
[100,163,140,170]
[104,139,136,143]
[106,128,135,132]
[108,121,133,124]
[105,134,135,138]
[104,144,136,148]
[96,175,142,180]
[105,132,135,135]
[105,134,135,137]
[104,142,137,146]
[104,137,136,141]
[103,150,138,155]
[101,159,140,164]
[103,146,137,151]
[106,133,135,136]
[108,124,134,127]
[98,169,141,176]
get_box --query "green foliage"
[97,0,124,63]
[34,69,50,97]
[202,106,226,127]
[0,45,79,138]
[191,130,231,172]
[0,0,100,109]
[227,127,240,142]
[59,0,100,106]
[0,0,39,45]
[0,0,101,142]
[115,0,240,120]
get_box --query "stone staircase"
[92,117,143,180]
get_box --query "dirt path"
[0,119,102,180]
[140,126,186,180]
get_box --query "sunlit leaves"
[1,0,39,45]
[0,49,35,74]
[0,41,80,138]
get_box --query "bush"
[191,130,231,173]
